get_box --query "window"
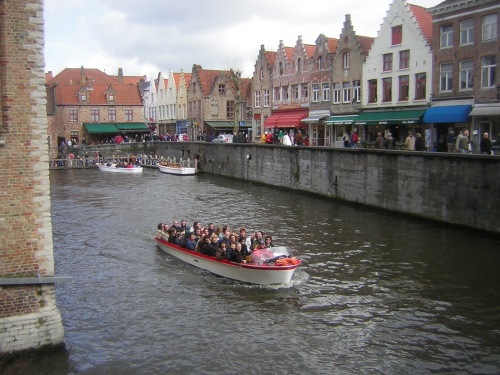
[353,80,361,103]
[322,83,330,101]
[441,25,453,48]
[291,85,299,101]
[383,53,393,71]
[69,109,78,122]
[392,25,402,45]
[273,87,280,102]
[297,58,302,72]
[69,131,79,144]
[263,89,270,107]
[282,86,289,101]
[312,84,320,102]
[226,100,235,119]
[343,52,349,69]
[125,109,133,122]
[108,109,116,122]
[211,99,219,116]
[440,63,453,91]
[481,56,496,88]
[460,60,474,90]
[368,79,377,103]
[415,73,426,100]
[255,91,261,108]
[279,62,284,75]
[219,84,225,93]
[260,68,264,80]
[399,50,410,69]
[108,93,114,102]
[317,56,323,70]
[301,84,308,101]
[90,109,99,122]
[460,19,474,45]
[482,14,498,41]
[333,83,341,104]
[382,78,392,102]
[342,82,351,103]
[80,92,87,102]
[399,75,409,101]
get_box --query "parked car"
[212,134,233,143]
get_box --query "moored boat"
[158,162,196,176]
[96,163,143,173]
[154,236,301,285]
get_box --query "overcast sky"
[44,0,441,80]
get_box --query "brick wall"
[0,0,65,353]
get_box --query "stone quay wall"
[0,0,65,354]
[153,142,500,234]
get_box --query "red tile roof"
[265,51,277,68]
[116,76,144,85]
[409,3,433,46]
[47,68,142,106]
[357,35,375,53]
[304,44,316,58]
[327,38,339,54]
[284,47,295,60]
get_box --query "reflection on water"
[9,168,500,374]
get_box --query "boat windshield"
[251,246,293,265]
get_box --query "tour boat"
[96,163,143,173]
[158,162,197,176]
[154,236,301,285]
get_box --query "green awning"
[205,121,237,130]
[83,123,119,134]
[326,115,360,125]
[115,123,150,132]
[354,110,426,125]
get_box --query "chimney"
[118,68,123,83]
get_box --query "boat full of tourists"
[158,162,196,176]
[154,236,301,285]
[96,163,143,173]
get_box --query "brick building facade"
[0,0,65,353]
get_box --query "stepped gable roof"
[172,73,181,89]
[264,50,277,68]
[409,3,433,45]
[196,67,226,97]
[237,77,253,101]
[357,35,375,52]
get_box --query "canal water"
[11,168,500,374]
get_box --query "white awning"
[469,105,500,116]
[301,113,329,123]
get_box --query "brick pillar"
[0,0,65,353]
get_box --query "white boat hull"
[158,164,196,175]
[97,164,143,173]
[155,238,299,285]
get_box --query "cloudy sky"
[44,0,441,79]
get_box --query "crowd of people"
[155,220,276,264]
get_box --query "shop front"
[264,109,308,144]
[301,110,330,146]
[468,104,499,154]
[326,114,360,148]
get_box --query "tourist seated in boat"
[126,163,134,168]
[194,234,208,253]
[185,232,197,250]
[207,223,215,236]
[238,236,250,258]
[217,230,231,248]
[168,228,180,245]
[264,236,274,249]
[155,223,164,239]
[219,225,230,239]
[250,231,264,249]
[251,240,275,264]
[215,241,227,260]
[179,220,188,233]
[209,233,219,249]
[198,235,216,256]
[190,221,201,233]
[226,241,244,263]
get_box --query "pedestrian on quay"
[479,132,492,155]
[375,132,385,149]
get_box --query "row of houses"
[46,0,499,154]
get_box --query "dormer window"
[108,93,114,101]
[80,92,87,102]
